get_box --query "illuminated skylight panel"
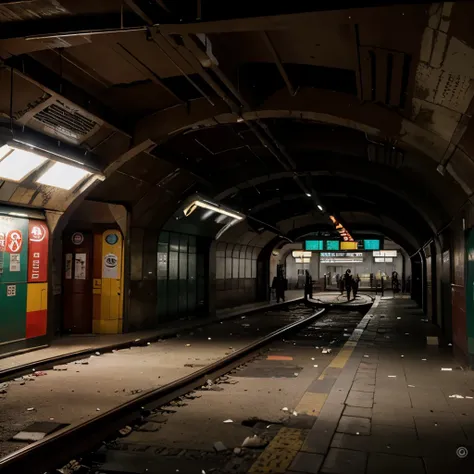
[36,162,90,190]
[0,145,47,182]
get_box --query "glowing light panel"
[36,162,90,190]
[0,145,47,182]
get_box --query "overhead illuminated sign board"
[373,250,397,257]
[326,240,340,250]
[321,253,362,258]
[374,257,394,263]
[292,250,312,258]
[295,257,311,263]
[364,239,381,250]
[305,239,382,252]
[305,240,324,251]
[321,258,364,264]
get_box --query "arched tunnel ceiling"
[0,1,474,245]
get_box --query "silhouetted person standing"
[272,265,287,303]
[343,269,353,301]
[352,274,360,298]
[304,270,313,300]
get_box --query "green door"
[0,282,27,343]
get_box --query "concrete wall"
[285,252,320,289]
[215,241,261,309]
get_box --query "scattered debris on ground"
[53,365,68,371]
[242,435,268,449]
[214,441,227,452]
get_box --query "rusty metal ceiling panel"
[359,46,410,109]
[0,68,50,119]
[64,42,148,86]
[190,125,244,154]
[118,152,176,185]
[0,1,68,23]
[102,81,178,115]
[88,171,149,204]
[0,35,93,57]
[117,33,198,79]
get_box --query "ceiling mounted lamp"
[0,141,105,191]
[183,199,244,221]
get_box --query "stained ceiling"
[0,1,473,253]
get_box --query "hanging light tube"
[183,199,244,220]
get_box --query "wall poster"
[74,253,87,280]
[65,253,72,279]
[103,253,118,279]
[9,254,20,272]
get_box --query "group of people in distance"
[340,269,360,301]
[273,267,360,303]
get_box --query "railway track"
[0,299,304,385]
[0,307,328,474]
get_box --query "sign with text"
[292,250,312,258]
[28,220,49,282]
[373,250,397,257]
[305,239,382,252]
[321,252,363,258]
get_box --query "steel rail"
[0,297,303,384]
[0,308,324,474]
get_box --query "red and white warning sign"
[28,221,49,282]
[6,230,23,254]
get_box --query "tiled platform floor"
[252,296,474,474]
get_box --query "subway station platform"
[0,291,303,374]
[307,293,374,309]
[249,296,474,474]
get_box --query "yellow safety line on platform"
[248,427,306,473]
[295,392,328,415]
[248,297,381,473]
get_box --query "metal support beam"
[123,0,154,25]
[0,13,145,40]
[261,31,296,96]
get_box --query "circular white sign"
[72,232,84,245]
[104,253,118,268]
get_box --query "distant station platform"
[307,292,374,309]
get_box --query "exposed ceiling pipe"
[160,32,323,207]
[260,31,296,97]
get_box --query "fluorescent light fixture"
[306,193,312,197]
[0,145,47,182]
[36,162,91,190]
[317,205,323,211]
[9,212,29,218]
[184,200,243,220]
